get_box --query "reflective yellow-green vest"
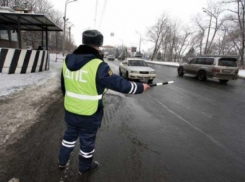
[63,58,106,116]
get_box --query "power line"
[98,0,108,29]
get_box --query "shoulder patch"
[108,69,113,76]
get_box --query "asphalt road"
[1,59,245,182]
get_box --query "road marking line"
[147,93,227,149]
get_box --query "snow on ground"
[0,54,65,148]
[239,70,245,78]
[145,60,245,78]
[0,54,64,98]
[145,60,180,67]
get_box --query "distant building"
[101,45,115,56]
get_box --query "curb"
[146,61,179,68]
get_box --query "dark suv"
[177,56,239,83]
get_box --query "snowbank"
[145,60,245,78]
[145,60,179,67]
[0,54,64,98]
[0,53,65,148]
[239,70,245,78]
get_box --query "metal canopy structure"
[0,12,62,49]
[0,12,62,31]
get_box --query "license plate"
[222,69,232,73]
[140,78,147,82]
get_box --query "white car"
[107,55,115,61]
[119,58,156,83]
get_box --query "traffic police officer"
[58,30,149,175]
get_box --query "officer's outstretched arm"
[96,62,144,94]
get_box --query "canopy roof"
[0,12,62,31]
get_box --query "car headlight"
[149,71,155,74]
[131,71,139,73]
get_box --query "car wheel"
[219,79,229,83]
[148,79,153,84]
[178,67,184,76]
[119,68,122,76]
[197,70,207,81]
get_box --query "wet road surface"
[0,59,245,182]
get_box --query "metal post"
[42,29,44,48]
[69,26,71,44]
[17,16,21,49]
[46,26,48,50]
[119,39,123,56]
[136,31,141,53]
[243,0,245,68]
[139,34,141,53]
[62,0,77,56]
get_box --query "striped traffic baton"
[149,81,174,87]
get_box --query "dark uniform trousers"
[59,110,102,172]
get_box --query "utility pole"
[119,39,124,58]
[68,24,73,45]
[69,26,71,44]
[135,31,142,53]
[139,34,141,53]
[243,0,245,68]
[62,0,77,56]
[203,8,213,55]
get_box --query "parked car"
[177,56,239,83]
[119,58,156,83]
[107,55,115,61]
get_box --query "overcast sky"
[51,0,208,51]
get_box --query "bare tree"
[148,14,193,62]
[1,0,76,52]
[176,27,193,61]
[1,0,25,7]
[222,0,245,67]
[147,13,169,60]
[168,18,180,62]
[0,0,9,6]
[192,14,206,54]
[203,1,226,54]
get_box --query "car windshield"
[218,58,237,67]
[128,60,148,66]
